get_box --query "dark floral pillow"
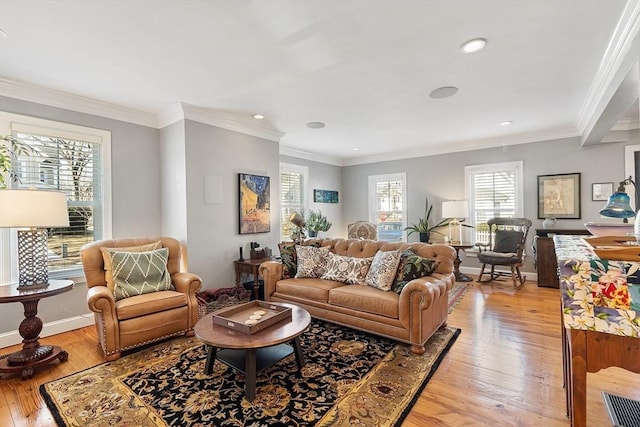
[392,248,440,294]
[278,241,321,279]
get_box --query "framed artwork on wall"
[313,189,339,203]
[537,173,581,219]
[238,173,270,234]
[591,182,613,202]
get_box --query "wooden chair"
[476,217,532,289]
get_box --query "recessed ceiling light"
[429,86,459,99]
[460,38,487,54]
[500,120,513,126]
[306,121,325,129]
[352,147,360,151]
[252,114,265,120]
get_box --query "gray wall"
[280,155,344,239]
[343,136,637,274]
[0,96,161,335]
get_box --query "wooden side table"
[0,279,74,379]
[234,258,273,300]
[449,243,473,282]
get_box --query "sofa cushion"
[365,249,401,291]
[109,248,174,301]
[322,252,373,285]
[295,245,330,278]
[392,248,440,294]
[275,278,345,302]
[101,240,162,292]
[329,285,399,318]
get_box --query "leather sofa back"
[303,238,455,275]
[81,237,183,289]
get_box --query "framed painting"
[313,189,339,203]
[537,173,581,219]
[238,173,270,234]
[591,182,613,202]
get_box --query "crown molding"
[576,1,640,135]
[341,127,580,166]
[0,78,158,128]
[611,116,640,130]
[172,103,286,142]
[279,145,343,166]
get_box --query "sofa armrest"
[397,276,449,328]
[259,261,283,301]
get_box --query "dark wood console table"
[234,258,274,300]
[0,279,74,379]
[534,229,590,288]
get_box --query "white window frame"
[465,161,524,245]
[280,162,308,242]
[368,172,407,242]
[0,112,112,284]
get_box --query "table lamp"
[0,189,69,289]
[442,200,468,244]
[289,211,306,244]
[598,176,640,235]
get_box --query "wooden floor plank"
[1,281,639,426]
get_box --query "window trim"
[0,112,113,284]
[368,172,407,242]
[280,162,308,242]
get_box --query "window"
[465,161,523,244]
[0,112,112,283]
[280,163,308,241]
[368,173,406,242]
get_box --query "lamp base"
[16,282,50,291]
[17,229,49,288]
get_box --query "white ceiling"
[0,0,637,165]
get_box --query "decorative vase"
[419,232,430,243]
[543,217,557,229]
[308,230,318,238]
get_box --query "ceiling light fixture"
[306,122,325,129]
[429,86,459,99]
[500,120,513,126]
[352,147,360,151]
[252,114,265,120]
[459,38,487,54]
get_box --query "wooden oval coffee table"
[194,302,311,402]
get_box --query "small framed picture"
[591,182,614,202]
[537,173,581,219]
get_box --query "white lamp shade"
[0,189,69,228]
[442,200,468,218]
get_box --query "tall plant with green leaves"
[0,135,34,189]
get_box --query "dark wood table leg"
[569,329,587,427]
[452,247,473,282]
[204,346,217,374]
[292,337,305,370]
[245,349,257,402]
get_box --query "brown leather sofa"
[81,237,202,361]
[260,238,456,354]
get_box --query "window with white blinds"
[0,112,112,282]
[368,173,406,242]
[465,161,523,244]
[280,163,308,241]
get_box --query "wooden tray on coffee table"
[212,300,292,334]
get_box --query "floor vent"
[602,392,640,427]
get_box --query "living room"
[1,1,639,426]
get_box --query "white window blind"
[1,112,111,282]
[368,173,406,242]
[465,161,523,244]
[280,163,308,241]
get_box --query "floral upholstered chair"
[347,221,377,240]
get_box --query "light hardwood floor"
[1,281,639,426]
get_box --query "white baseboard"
[459,266,538,282]
[0,313,94,349]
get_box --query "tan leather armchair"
[81,237,202,361]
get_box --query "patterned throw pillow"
[109,248,174,301]
[101,241,162,292]
[365,250,402,291]
[278,241,321,279]
[322,252,374,285]
[392,248,440,294]
[294,246,330,278]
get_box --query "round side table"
[0,279,74,379]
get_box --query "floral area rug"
[448,281,471,312]
[40,320,459,426]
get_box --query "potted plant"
[0,135,34,189]
[306,210,332,237]
[405,196,472,242]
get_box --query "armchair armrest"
[475,242,490,252]
[87,285,117,315]
[171,272,202,296]
[259,261,283,301]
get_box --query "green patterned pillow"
[392,248,440,294]
[278,241,320,279]
[109,248,174,301]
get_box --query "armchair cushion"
[494,230,523,253]
[101,240,161,292]
[108,248,174,300]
